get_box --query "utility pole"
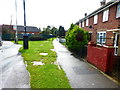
[23,0,29,49]
[15,0,18,44]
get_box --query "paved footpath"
[53,39,119,88]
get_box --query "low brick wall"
[87,43,115,73]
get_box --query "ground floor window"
[97,31,106,45]
[114,33,119,56]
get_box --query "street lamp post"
[23,0,29,49]
[15,0,18,44]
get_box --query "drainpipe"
[118,30,120,56]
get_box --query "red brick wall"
[106,31,115,46]
[87,43,115,73]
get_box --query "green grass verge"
[19,39,71,88]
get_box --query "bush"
[65,24,89,52]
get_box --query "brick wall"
[87,43,115,73]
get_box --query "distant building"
[1,24,40,40]
[13,25,40,34]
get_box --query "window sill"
[116,16,120,19]
[94,23,97,25]
[102,20,108,23]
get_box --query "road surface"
[0,41,30,89]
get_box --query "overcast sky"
[0,0,110,30]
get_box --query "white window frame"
[97,31,106,45]
[103,9,109,22]
[94,15,98,24]
[86,19,89,26]
[82,21,84,27]
[79,23,82,28]
[114,33,119,56]
[116,3,120,18]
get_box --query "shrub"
[65,24,89,52]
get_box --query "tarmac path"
[53,39,119,88]
[0,41,30,89]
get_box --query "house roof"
[79,0,120,22]
[16,25,39,32]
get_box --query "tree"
[58,26,65,37]
[51,27,58,36]
[41,26,51,35]
[38,28,41,32]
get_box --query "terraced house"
[79,0,120,79]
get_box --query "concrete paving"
[53,39,119,88]
[0,41,30,89]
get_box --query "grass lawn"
[19,39,71,88]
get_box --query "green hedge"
[65,24,89,52]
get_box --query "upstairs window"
[116,3,120,18]
[94,15,98,24]
[97,31,106,45]
[103,9,109,22]
[86,19,89,26]
[82,21,84,27]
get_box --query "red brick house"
[79,0,120,78]
[13,25,40,34]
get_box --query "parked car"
[0,36,2,46]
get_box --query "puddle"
[40,53,48,55]
[33,61,44,66]
[50,49,55,51]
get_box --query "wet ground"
[53,39,119,88]
[0,41,30,89]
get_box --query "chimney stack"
[85,13,87,17]
[100,0,106,6]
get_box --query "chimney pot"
[100,0,106,6]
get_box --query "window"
[97,31,106,45]
[86,19,89,26]
[116,3,120,18]
[103,9,109,22]
[114,33,119,55]
[82,21,84,27]
[94,15,98,24]
[79,23,82,28]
